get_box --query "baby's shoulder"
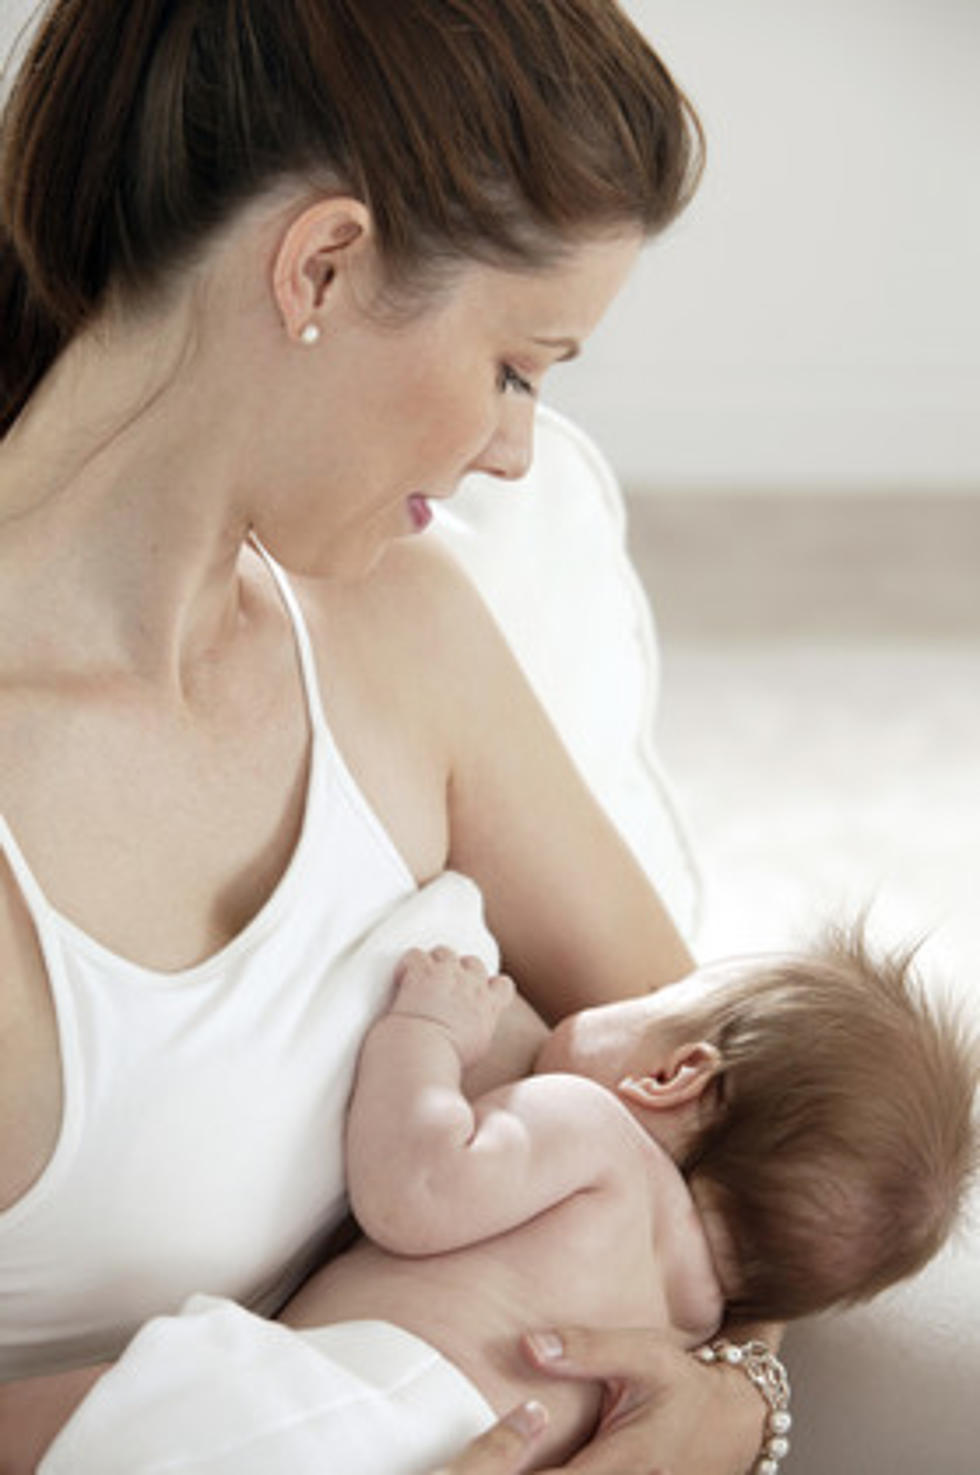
[497,1071,654,1157]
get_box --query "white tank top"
[0,553,416,1380]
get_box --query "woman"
[0,2,771,1470]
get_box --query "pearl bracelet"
[693,1338,792,1475]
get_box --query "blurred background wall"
[0,1,38,92]
[547,0,980,492]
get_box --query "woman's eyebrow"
[532,336,581,361]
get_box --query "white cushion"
[432,404,702,940]
[785,1240,980,1475]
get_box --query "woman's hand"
[520,1327,766,1474]
[433,1326,769,1475]
[429,1399,551,1474]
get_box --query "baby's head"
[536,928,979,1321]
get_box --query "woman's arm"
[329,538,694,1023]
[0,1364,110,1475]
[429,1326,783,1475]
[441,568,693,1015]
[0,879,112,1472]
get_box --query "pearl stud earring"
[299,323,321,347]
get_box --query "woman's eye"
[498,363,536,398]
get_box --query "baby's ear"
[617,1042,722,1113]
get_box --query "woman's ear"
[617,1041,722,1113]
[272,196,373,342]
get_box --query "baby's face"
[533,991,657,1086]
[533,957,754,1086]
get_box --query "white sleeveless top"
[0,553,416,1380]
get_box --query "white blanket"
[40,874,499,1474]
[42,1300,495,1475]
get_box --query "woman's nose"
[471,406,535,482]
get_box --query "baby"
[282,929,978,1471]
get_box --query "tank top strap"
[251,541,329,741]
[251,541,414,890]
[0,812,58,931]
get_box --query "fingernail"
[504,1399,549,1438]
[526,1330,565,1363]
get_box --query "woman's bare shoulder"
[291,537,516,728]
[283,539,503,882]
[296,537,498,652]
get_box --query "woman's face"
[257,232,640,578]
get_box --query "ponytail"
[0,226,65,438]
[1,2,198,434]
[2,0,703,436]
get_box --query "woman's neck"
[0,300,260,690]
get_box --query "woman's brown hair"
[0,0,703,436]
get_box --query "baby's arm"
[346,947,634,1256]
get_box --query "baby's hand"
[390,947,514,1066]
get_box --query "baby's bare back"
[281,1149,722,1467]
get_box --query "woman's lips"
[408,494,433,531]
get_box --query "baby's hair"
[680,926,979,1321]
[1,0,704,435]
